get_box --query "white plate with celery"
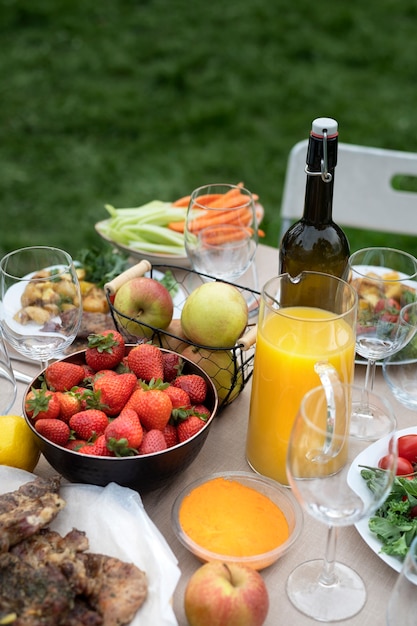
[95,200,191,267]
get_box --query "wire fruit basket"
[105,260,260,412]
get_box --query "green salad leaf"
[361,467,417,560]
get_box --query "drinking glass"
[184,183,258,282]
[387,536,417,625]
[286,381,397,622]
[349,247,417,388]
[245,271,357,486]
[0,329,17,414]
[0,246,82,370]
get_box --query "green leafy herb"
[77,247,130,288]
[157,269,179,297]
[361,467,417,560]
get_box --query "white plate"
[0,466,180,625]
[353,426,417,573]
[95,220,191,268]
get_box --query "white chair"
[279,139,417,241]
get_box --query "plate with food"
[95,188,264,268]
[353,427,417,573]
[351,265,417,366]
[0,466,180,625]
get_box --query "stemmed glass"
[349,247,417,424]
[0,329,17,413]
[286,380,397,621]
[0,246,82,371]
[184,183,258,283]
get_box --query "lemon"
[0,415,40,472]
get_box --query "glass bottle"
[279,117,350,280]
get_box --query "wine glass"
[0,329,17,413]
[184,183,258,283]
[0,246,82,370]
[387,535,417,625]
[286,380,397,622]
[349,247,417,422]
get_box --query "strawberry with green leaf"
[105,410,143,456]
[69,409,109,441]
[93,371,137,416]
[25,385,61,422]
[85,330,125,371]
[134,387,173,431]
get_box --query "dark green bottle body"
[279,120,350,281]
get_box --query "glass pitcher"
[245,271,358,486]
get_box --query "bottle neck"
[302,131,337,225]
[302,169,335,224]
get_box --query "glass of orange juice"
[245,271,357,486]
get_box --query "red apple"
[113,276,173,338]
[184,562,269,626]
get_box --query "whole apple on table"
[113,277,250,404]
[184,562,269,626]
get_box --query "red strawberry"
[139,429,167,454]
[177,415,207,442]
[172,374,207,404]
[163,385,191,410]
[85,330,125,371]
[93,369,119,382]
[56,391,82,423]
[105,412,143,456]
[162,352,182,382]
[134,389,173,431]
[93,372,137,416]
[69,409,109,441]
[163,423,179,448]
[191,404,211,419]
[35,418,71,446]
[123,387,145,413]
[44,361,85,392]
[25,387,61,422]
[65,438,87,451]
[127,344,164,382]
[78,434,114,457]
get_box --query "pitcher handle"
[314,361,346,457]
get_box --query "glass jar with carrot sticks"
[181,183,259,283]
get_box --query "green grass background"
[2,0,417,262]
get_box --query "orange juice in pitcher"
[245,272,357,486]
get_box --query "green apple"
[184,561,269,626]
[113,276,173,338]
[181,282,248,348]
[182,345,243,405]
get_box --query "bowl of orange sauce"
[171,471,303,570]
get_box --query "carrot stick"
[168,206,254,234]
[190,207,253,232]
[173,193,223,207]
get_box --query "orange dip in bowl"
[178,476,290,567]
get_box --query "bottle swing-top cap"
[307,117,338,181]
[311,117,338,138]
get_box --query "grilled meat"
[0,476,65,553]
[0,478,148,626]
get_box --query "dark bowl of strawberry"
[23,338,219,492]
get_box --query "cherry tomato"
[398,435,417,464]
[378,454,414,476]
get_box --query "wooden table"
[10,243,412,626]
